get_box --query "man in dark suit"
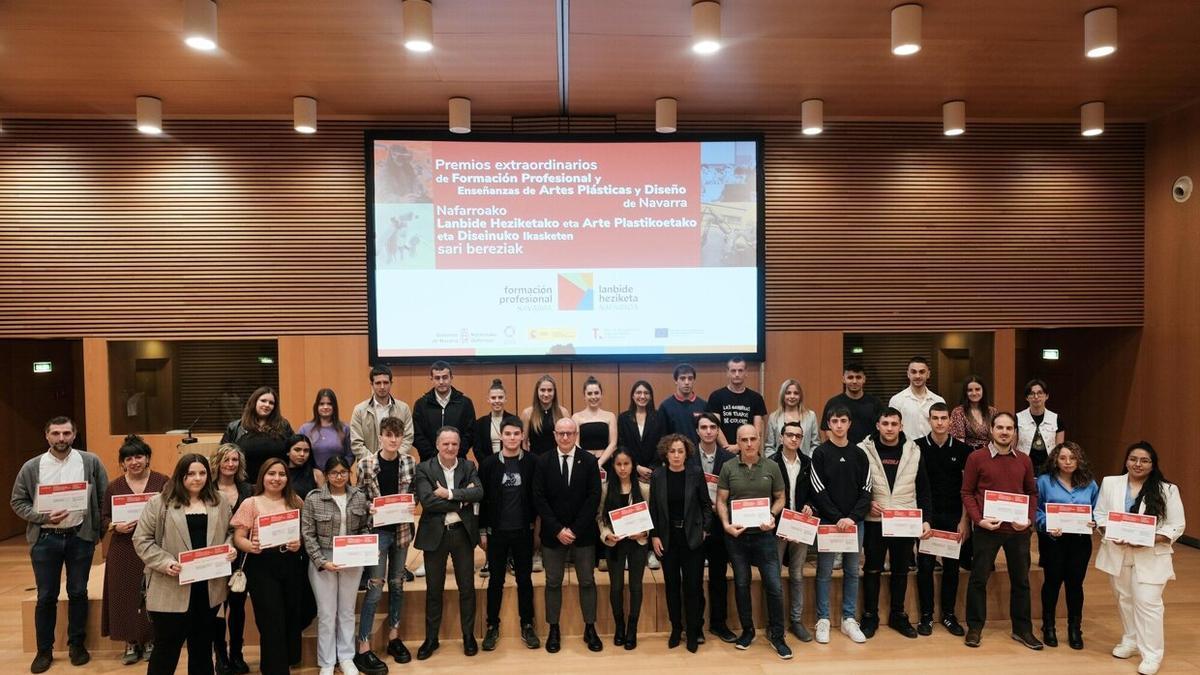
[687,412,738,643]
[532,417,603,653]
[413,426,484,659]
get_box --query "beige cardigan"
[133,493,233,613]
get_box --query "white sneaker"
[1137,660,1160,675]
[647,553,661,570]
[414,564,426,577]
[319,667,334,675]
[815,619,831,644]
[339,659,359,675]
[1112,641,1139,659]
[532,554,544,573]
[840,617,867,643]
[833,557,843,570]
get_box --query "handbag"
[228,554,247,593]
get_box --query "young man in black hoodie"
[858,407,932,639]
[412,361,477,462]
[809,406,871,644]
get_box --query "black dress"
[579,421,610,452]
[527,408,557,456]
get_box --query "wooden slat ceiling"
[0,0,1197,121]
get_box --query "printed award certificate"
[730,498,772,528]
[983,490,1030,524]
[918,529,962,559]
[1045,503,1093,535]
[704,473,719,503]
[256,509,300,548]
[178,544,232,585]
[609,502,653,538]
[332,534,380,568]
[776,509,818,545]
[817,524,859,553]
[372,494,415,526]
[111,492,155,523]
[881,508,923,538]
[35,482,89,513]
[1104,511,1157,547]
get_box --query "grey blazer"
[133,493,233,613]
[413,457,483,550]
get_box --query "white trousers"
[308,561,362,667]
[1109,558,1167,667]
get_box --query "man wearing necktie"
[532,417,603,654]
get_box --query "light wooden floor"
[2,536,1198,673]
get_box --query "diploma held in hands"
[1104,511,1157,547]
[332,534,380,568]
[111,492,155,523]
[730,498,772,528]
[817,524,859,553]
[983,490,1030,524]
[776,509,818,545]
[178,544,232,585]
[609,502,653,538]
[704,473,719,503]
[372,494,415,526]
[1046,503,1093,535]
[36,482,89,513]
[881,508,923,537]
[918,529,961,559]
[256,509,300,548]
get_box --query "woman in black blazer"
[649,433,713,652]
[618,380,664,482]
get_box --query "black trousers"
[212,589,247,655]
[917,512,966,618]
[698,526,730,631]
[148,585,218,675]
[606,539,648,622]
[661,527,705,635]
[246,549,305,675]
[424,524,477,640]
[966,528,1032,633]
[1038,531,1092,626]
[486,527,535,627]
[862,520,914,617]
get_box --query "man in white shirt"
[10,416,109,673]
[889,356,945,439]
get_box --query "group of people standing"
[8,356,1186,675]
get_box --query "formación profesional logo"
[557,273,594,310]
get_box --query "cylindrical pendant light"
[1084,7,1117,58]
[449,97,471,134]
[943,100,965,136]
[136,96,163,135]
[183,0,218,51]
[801,99,823,136]
[692,1,721,55]
[1080,101,1104,136]
[293,96,317,134]
[403,0,434,52]
[655,98,678,133]
[891,4,922,56]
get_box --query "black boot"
[624,616,638,650]
[213,638,231,675]
[228,644,250,675]
[1042,622,1058,648]
[613,613,626,646]
[860,572,881,637]
[1067,620,1083,650]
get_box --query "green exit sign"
[33,361,53,373]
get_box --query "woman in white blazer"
[1094,442,1185,675]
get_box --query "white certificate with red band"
[704,473,719,503]
[1104,511,1157,547]
[881,508,923,538]
[609,502,653,538]
[256,509,300,548]
[918,529,962,559]
[731,498,772,528]
[179,544,232,585]
[36,482,89,513]
[983,490,1030,524]
[111,492,155,524]
[372,494,415,526]
[817,524,859,553]
[1046,503,1093,535]
[332,534,380,567]
[776,509,818,545]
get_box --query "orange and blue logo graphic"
[557,273,593,310]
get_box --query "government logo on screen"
[557,273,594,310]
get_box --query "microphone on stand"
[179,390,225,444]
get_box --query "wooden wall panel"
[762,330,843,421]
[0,118,1142,338]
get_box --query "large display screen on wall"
[366,133,764,362]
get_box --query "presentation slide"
[368,136,762,360]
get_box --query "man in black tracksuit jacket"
[412,361,476,461]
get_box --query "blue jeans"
[31,531,96,651]
[726,531,785,640]
[357,529,409,643]
[815,523,865,621]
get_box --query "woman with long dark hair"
[949,375,996,450]
[617,380,664,481]
[1034,442,1098,649]
[284,434,325,499]
[597,448,650,649]
[1095,442,1186,675]
[521,374,569,456]
[231,457,306,675]
[101,435,168,665]
[221,386,293,482]
[211,443,252,674]
[133,453,236,675]
[298,388,352,472]
[574,376,618,466]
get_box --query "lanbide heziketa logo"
[557,273,594,310]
